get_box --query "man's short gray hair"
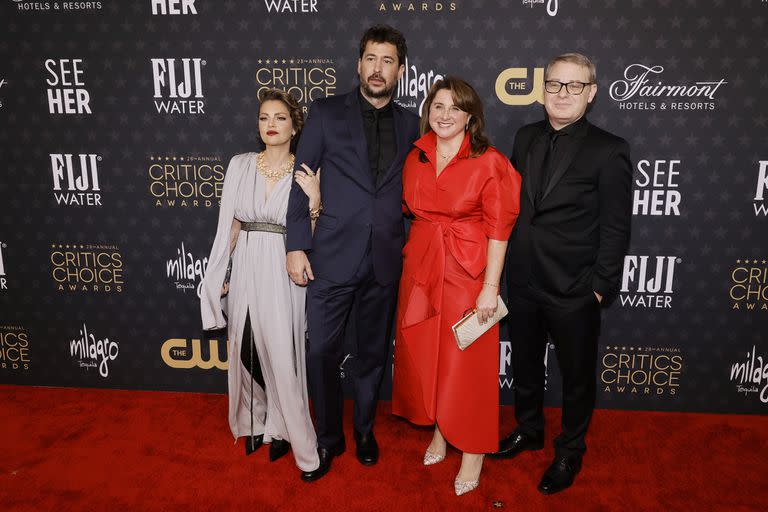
[545,53,596,83]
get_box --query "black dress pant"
[306,239,398,449]
[508,289,601,457]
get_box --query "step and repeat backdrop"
[1,0,766,415]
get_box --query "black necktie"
[536,131,563,206]
[365,109,381,183]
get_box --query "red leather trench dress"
[392,131,521,453]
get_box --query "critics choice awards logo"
[162,337,227,370]
[601,346,683,397]
[376,1,457,13]
[619,255,681,309]
[148,155,224,207]
[12,0,103,12]
[729,259,768,311]
[0,241,7,291]
[610,64,727,111]
[68,323,119,378]
[50,243,124,293]
[754,160,768,217]
[256,58,336,113]
[395,57,442,115]
[633,159,682,216]
[495,67,544,107]
[729,346,768,405]
[166,242,208,297]
[0,325,30,371]
[50,153,103,207]
[45,59,92,114]
[151,58,206,114]
[151,0,197,15]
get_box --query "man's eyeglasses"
[544,80,593,95]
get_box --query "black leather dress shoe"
[353,430,379,466]
[538,455,582,495]
[269,439,290,462]
[300,441,346,483]
[244,434,264,456]
[487,431,544,459]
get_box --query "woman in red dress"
[392,77,521,495]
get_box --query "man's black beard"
[361,79,395,100]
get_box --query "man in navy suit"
[286,25,420,482]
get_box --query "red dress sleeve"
[481,150,522,241]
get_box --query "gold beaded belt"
[239,221,287,234]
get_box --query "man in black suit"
[491,53,632,494]
[286,25,420,482]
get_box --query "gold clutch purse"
[451,295,508,351]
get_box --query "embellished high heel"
[454,476,480,496]
[423,449,446,466]
[454,454,483,495]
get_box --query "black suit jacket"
[507,118,632,309]
[286,90,420,285]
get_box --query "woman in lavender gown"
[200,88,321,475]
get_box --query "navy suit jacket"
[286,90,420,285]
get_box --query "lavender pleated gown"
[201,152,319,472]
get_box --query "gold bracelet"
[483,282,499,288]
[309,202,323,221]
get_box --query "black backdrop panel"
[1,0,766,415]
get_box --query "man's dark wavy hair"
[358,24,407,66]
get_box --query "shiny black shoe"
[538,455,582,495]
[487,431,544,459]
[269,439,290,462]
[300,441,346,483]
[244,434,264,456]
[353,430,379,466]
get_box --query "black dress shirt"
[359,92,396,185]
[530,115,589,207]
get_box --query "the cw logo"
[161,338,228,370]
[495,68,544,106]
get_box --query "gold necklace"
[437,146,458,161]
[256,151,295,180]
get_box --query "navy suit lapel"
[376,103,409,189]
[344,93,374,191]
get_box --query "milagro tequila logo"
[730,346,768,404]
[151,0,197,15]
[522,0,558,16]
[166,242,207,297]
[610,64,726,111]
[395,57,442,115]
[50,153,102,206]
[69,324,119,378]
[151,58,205,114]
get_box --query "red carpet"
[1,385,766,511]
